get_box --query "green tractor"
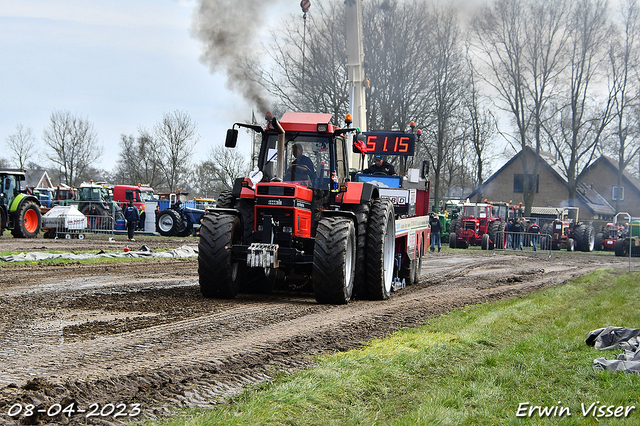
[437,199,463,240]
[0,169,42,238]
[614,220,640,257]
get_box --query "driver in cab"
[287,143,316,183]
[363,155,395,175]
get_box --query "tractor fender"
[0,204,6,231]
[9,193,40,213]
[321,210,357,222]
[334,182,378,205]
[231,177,255,199]
[207,207,243,218]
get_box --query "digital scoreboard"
[362,132,415,156]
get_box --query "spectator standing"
[507,218,514,249]
[123,200,140,241]
[88,204,98,229]
[429,212,442,252]
[528,221,540,251]
[512,218,524,250]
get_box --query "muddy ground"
[0,235,636,425]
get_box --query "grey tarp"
[0,245,198,262]
[586,327,640,374]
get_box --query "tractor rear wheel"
[614,238,628,257]
[449,219,462,235]
[312,217,356,304]
[11,201,42,238]
[574,224,595,252]
[349,203,370,298]
[156,209,181,236]
[198,214,242,298]
[594,232,604,251]
[216,190,234,208]
[365,198,395,300]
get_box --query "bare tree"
[113,130,163,189]
[543,0,613,207]
[6,124,36,169]
[43,110,103,186]
[472,0,569,215]
[462,46,497,194]
[152,110,199,192]
[192,145,249,198]
[0,157,9,168]
[604,0,640,212]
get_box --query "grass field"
[147,268,640,425]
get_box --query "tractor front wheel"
[156,209,181,236]
[11,201,42,238]
[449,232,457,248]
[594,232,604,251]
[198,214,242,298]
[312,217,356,304]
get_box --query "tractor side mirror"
[421,160,429,179]
[225,128,238,148]
[352,134,367,154]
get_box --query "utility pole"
[345,0,368,168]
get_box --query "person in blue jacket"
[123,200,140,241]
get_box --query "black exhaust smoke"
[191,0,278,113]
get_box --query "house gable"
[579,156,640,217]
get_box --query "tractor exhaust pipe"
[267,112,286,180]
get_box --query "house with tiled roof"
[467,147,615,223]
[578,155,640,218]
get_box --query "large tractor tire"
[400,253,416,285]
[413,240,424,284]
[349,203,370,297]
[312,216,356,304]
[594,232,605,251]
[481,233,491,250]
[216,190,234,208]
[574,224,595,252]
[81,204,110,228]
[541,223,554,250]
[449,232,457,248]
[156,209,182,236]
[487,220,500,243]
[449,219,462,236]
[614,238,627,256]
[11,201,42,238]
[199,214,242,298]
[234,198,268,293]
[495,221,507,249]
[365,198,395,300]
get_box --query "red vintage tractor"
[449,202,507,250]
[594,223,621,251]
[540,208,595,252]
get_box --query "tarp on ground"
[586,326,640,374]
[0,245,198,262]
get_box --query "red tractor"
[540,208,595,252]
[449,202,507,250]
[198,112,430,304]
[594,223,621,251]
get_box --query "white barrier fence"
[43,214,115,239]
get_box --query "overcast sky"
[0,0,302,172]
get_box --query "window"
[513,174,539,193]
[612,186,624,201]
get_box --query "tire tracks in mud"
[0,252,623,425]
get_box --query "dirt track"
[0,236,634,425]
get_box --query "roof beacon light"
[345,114,353,125]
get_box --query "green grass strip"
[147,268,640,426]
